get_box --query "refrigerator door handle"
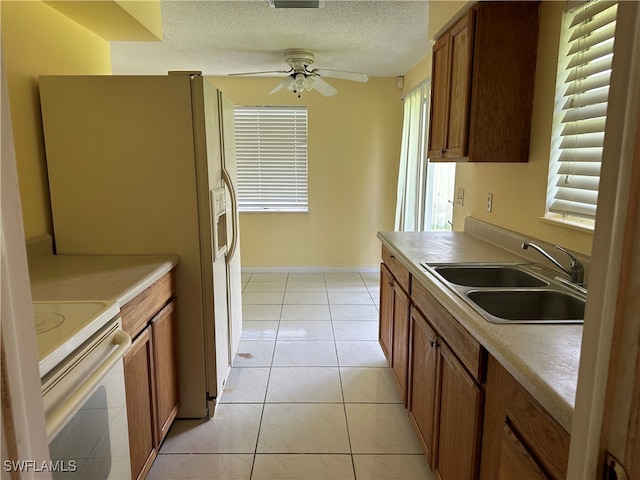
[222,167,238,265]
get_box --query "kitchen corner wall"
[409,1,594,256]
[1,0,111,238]
[452,1,594,255]
[209,77,403,269]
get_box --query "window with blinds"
[234,106,308,212]
[547,0,618,226]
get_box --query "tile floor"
[148,272,434,480]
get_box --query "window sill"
[239,210,310,214]
[539,215,595,233]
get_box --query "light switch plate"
[456,188,465,206]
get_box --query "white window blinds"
[547,0,617,225]
[234,106,308,212]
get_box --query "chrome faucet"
[521,242,585,284]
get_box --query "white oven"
[35,301,132,480]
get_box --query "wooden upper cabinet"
[428,2,540,163]
[444,12,474,158]
[428,33,451,157]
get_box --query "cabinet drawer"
[122,271,175,338]
[412,279,486,383]
[382,245,410,292]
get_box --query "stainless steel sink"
[433,265,548,288]
[466,289,585,323]
[422,262,586,324]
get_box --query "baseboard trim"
[241,266,379,274]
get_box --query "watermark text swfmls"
[3,460,78,473]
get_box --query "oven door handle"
[46,330,132,438]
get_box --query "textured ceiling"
[110,0,430,78]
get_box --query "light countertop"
[378,230,582,433]
[29,254,179,306]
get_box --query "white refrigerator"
[39,72,243,418]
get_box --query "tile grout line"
[249,274,286,479]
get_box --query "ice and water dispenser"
[211,187,228,259]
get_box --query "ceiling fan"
[229,49,369,97]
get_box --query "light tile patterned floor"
[149,272,434,480]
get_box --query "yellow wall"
[2,0,111,237]
[5,0,593,262]
[402,55,431,95]
[402,1,468,95]
[210,77,403,268]
[427,1,469,41]
[44,0,163,41]
[406,1,594,256]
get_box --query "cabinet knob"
[429,339,438,348]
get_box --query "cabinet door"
[445,11,474,158]
[124,326,157,480]
[391,283,410,404]
[408,308,439,465]
[480,356,570,480]
[434,343,484,480]
[428,32,451,158]
[379,263,394,363]
[497,423,548,479]
[152,299,180,445]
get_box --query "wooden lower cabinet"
[408,307,439,462]
[151,300,180,444]
[377,246,573,480]
[435,343,484,479]
[379,259,411,405]
[391,282,410,403]
[379,263,394,362]
[124,327,157,480]
[480,355,570,480]
[409,306,484,480]
[122,272,179,480]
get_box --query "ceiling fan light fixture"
[304,75,317,91]
[283,75,295,89]
[293,73,307,89]
[240,49,364,98]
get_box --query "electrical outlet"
[487,193,493,212]
[456,188,465,206]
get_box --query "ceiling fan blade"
[312,69,369,83]
[228,69,291,77]
[269,76,294,95]
[269,83,284,95]
[311,77,337,97]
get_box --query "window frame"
[233,105,309,213]
[545,0,618,229]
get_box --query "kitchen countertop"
[29,253,179,306]
[377,230,582,433]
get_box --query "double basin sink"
[422,263,586,324]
